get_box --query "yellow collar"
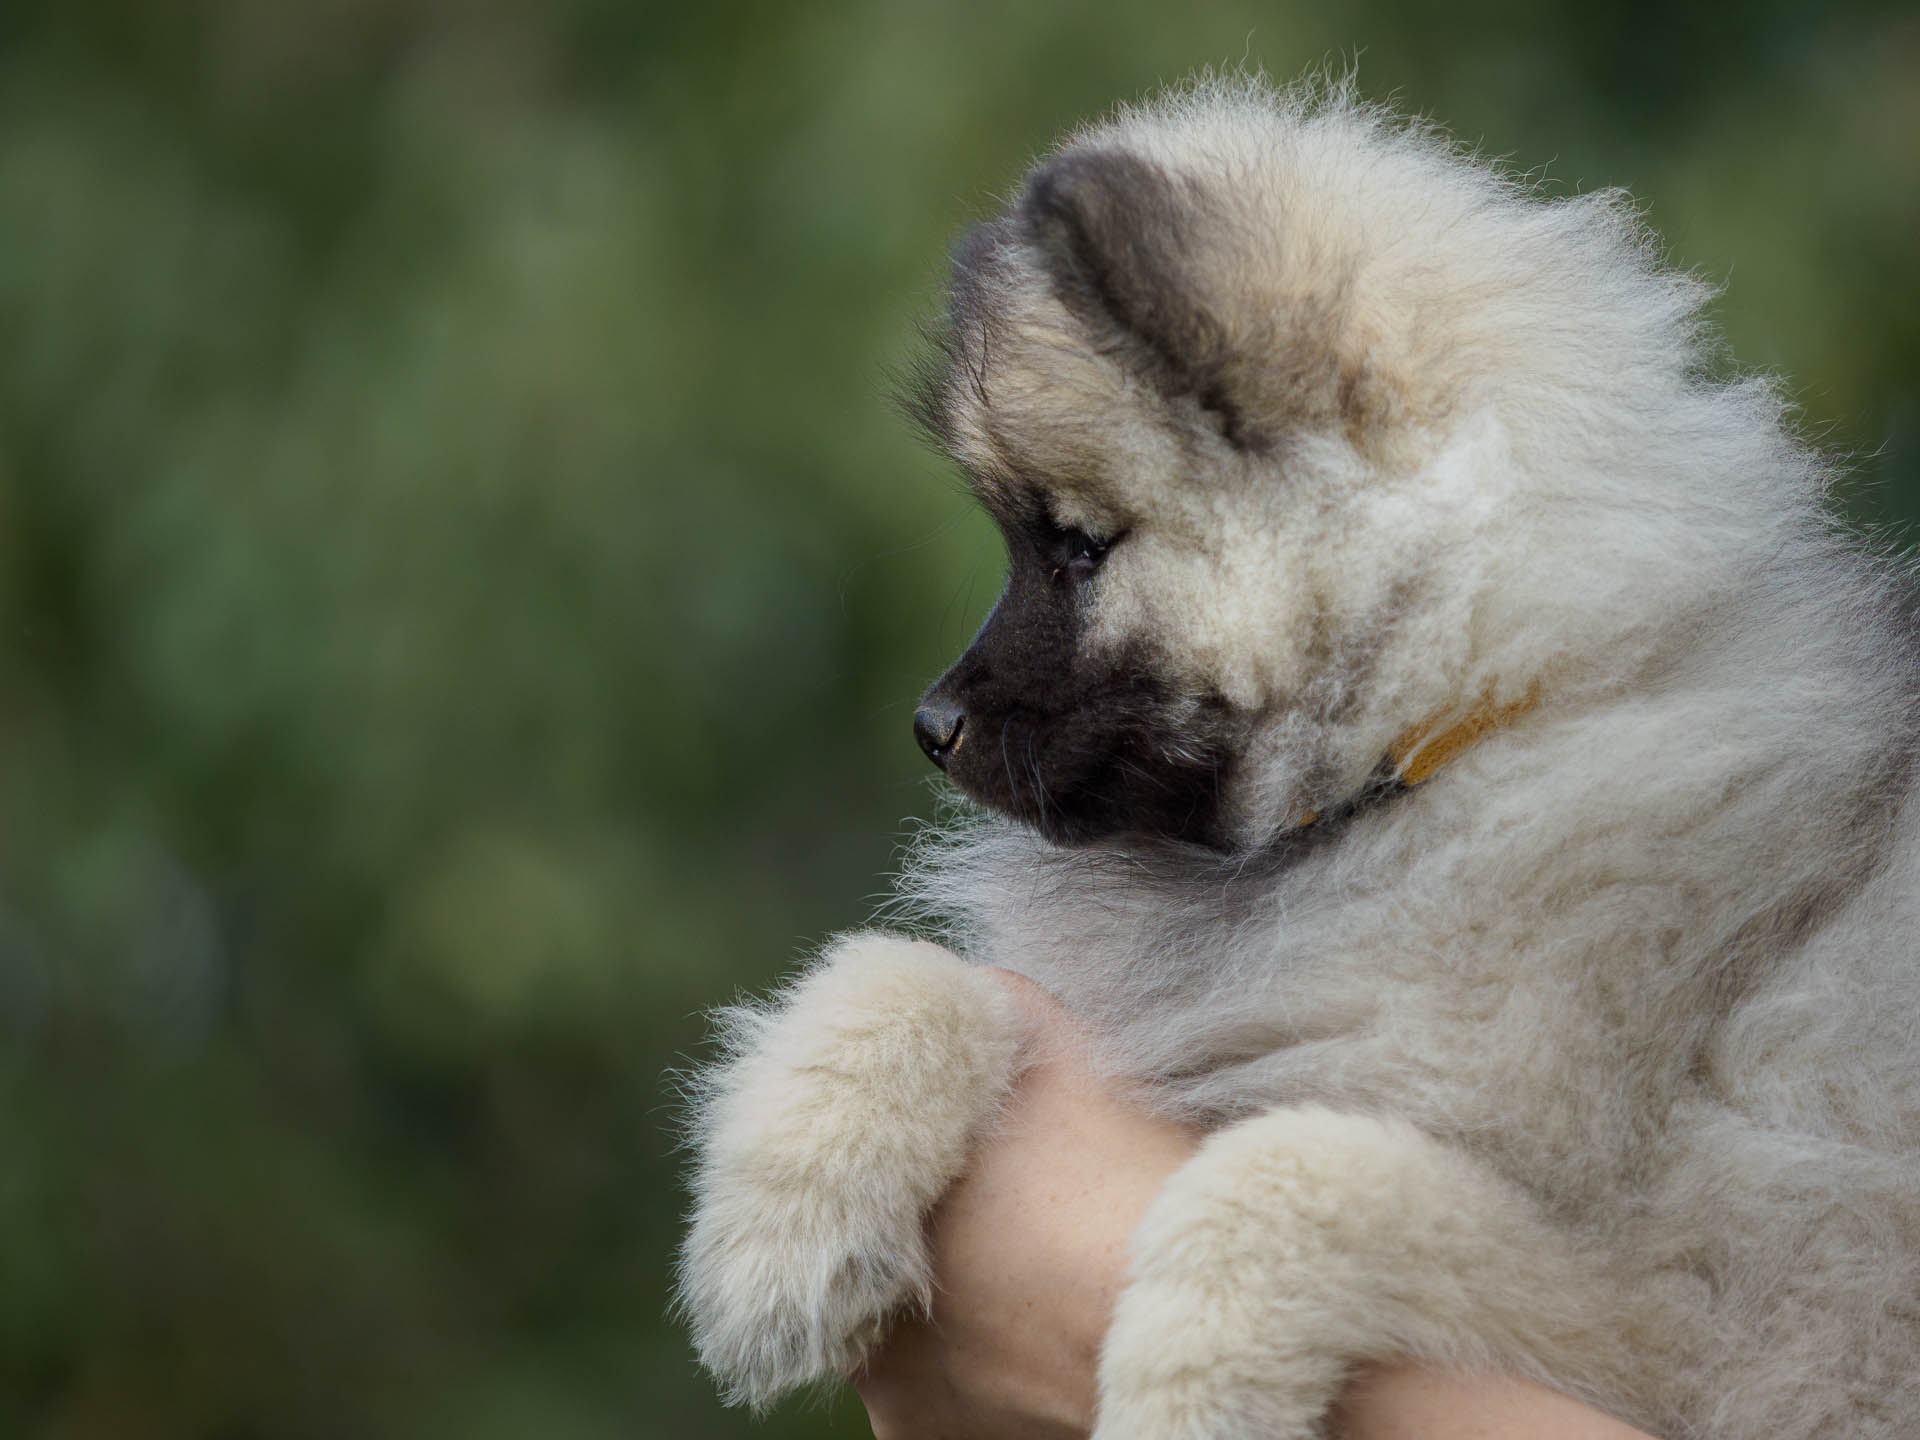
[1296,685,1540,829]
[1389,684,1542,787]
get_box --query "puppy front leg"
[677,933,1024,1408]
[1095,1106,1633,1440]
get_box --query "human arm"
[852,972,1657,1440]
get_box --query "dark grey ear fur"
[1020,150,1261,450]
[898,217,1020,452]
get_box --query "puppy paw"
[1094,1268,1339,1440]
[678,933,1023,1407]
[1092,1107,1622,1440]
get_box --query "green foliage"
[0,2,1912,1435]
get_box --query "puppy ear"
[1020,151,1257,448]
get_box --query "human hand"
[851,970,1659,1440]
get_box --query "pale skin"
[853,973,1658,1440]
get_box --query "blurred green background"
[0,1,1913,1436]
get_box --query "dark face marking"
[918,500,1237,848]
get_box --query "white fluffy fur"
[681,76,1920,1437]
[677,934,1024,1407]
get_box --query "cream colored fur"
[678,935,1023,1405]
[679,76,1920,1437]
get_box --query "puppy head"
[906,82,1721,851]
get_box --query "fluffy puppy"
[679,76,1920,1438]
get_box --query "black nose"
[913,697,966,769]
